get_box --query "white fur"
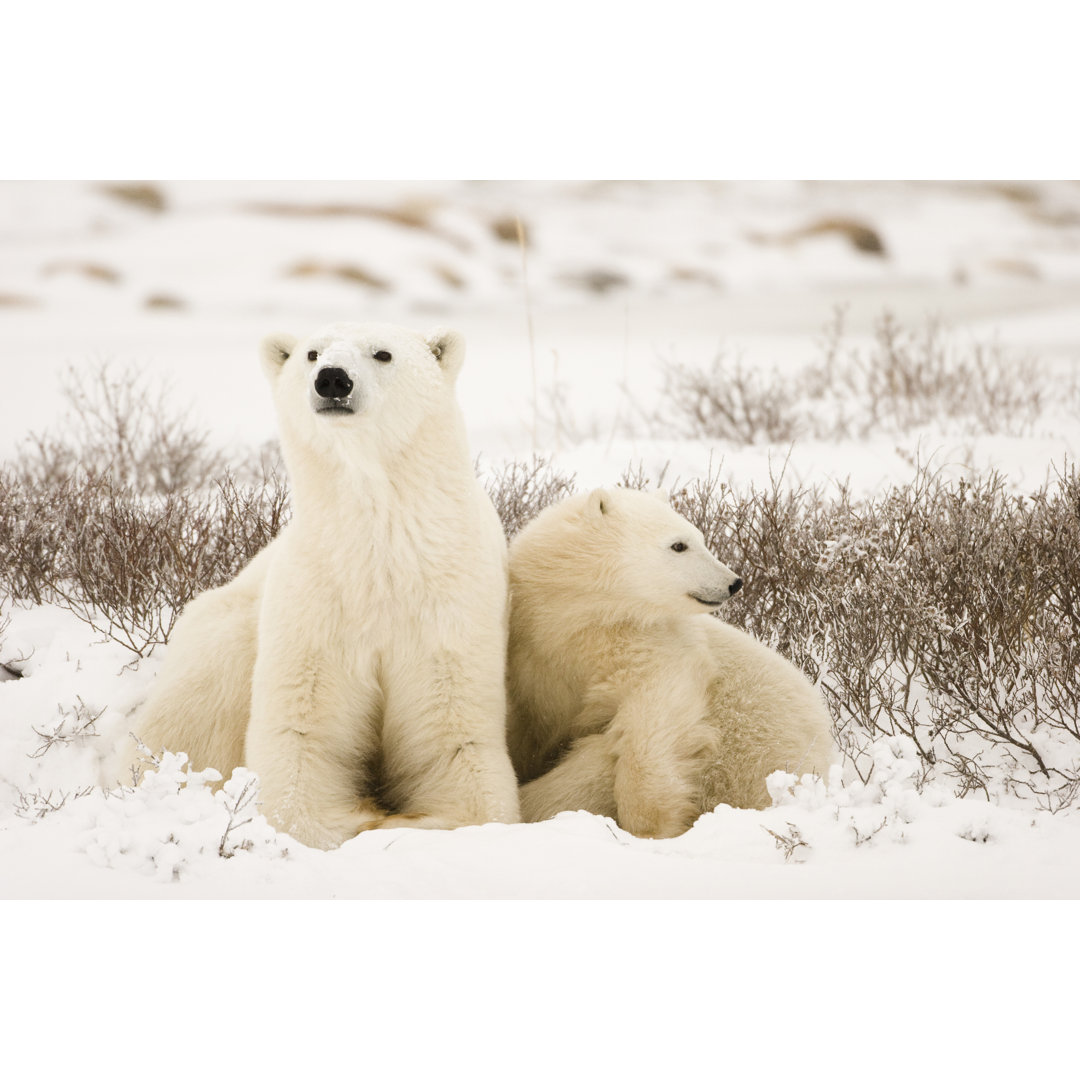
[507,487,835,838]
[117,322,519,848]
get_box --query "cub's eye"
[374,350,392,363]
[307,350,318,362]
[671,542,688,553]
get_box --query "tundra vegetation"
[2,318,1078,811]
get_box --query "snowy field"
[2,179,1080,899]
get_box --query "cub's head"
[259,322,464,458]
[510,486,743,623]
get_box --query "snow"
[2,180,1080,900]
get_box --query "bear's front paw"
[271,798,387,850]
[617,799,696,840]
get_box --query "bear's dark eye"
[307,350,318,362]
[374,350,392,363]
[671,542,688,553]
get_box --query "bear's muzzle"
[311,366,360,415]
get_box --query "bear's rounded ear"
[588,488,613,517]
[426,328,465,379]
[260,333,299,382]
[653,486,671,503]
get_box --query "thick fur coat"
[507,487,835,838]
[118,323,520,848]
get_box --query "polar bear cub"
[121,323,520,848]
[507,486,835,838]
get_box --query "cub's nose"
[314,367,353,399]
[729,578,743,596]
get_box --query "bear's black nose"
[314,367,353,399]
[729,578,743,596]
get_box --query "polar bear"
[506,486,835,839]
[119,322,520,848]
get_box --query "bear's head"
[259,322,465,464]
[511,486,743,624]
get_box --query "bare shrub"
[657,310,1071,444]
[484,456,576,541]
[854,313,1047,436]
[0,470,290,656]
[0,361,291,655]
[0,612,18,680]
[762,821,811,861]
[0,469,60,604]
[660,352,800,444]
[24,481,216,654]
[617,461,674,492]
[29,697,102,759]
[672,459,1080,807]
[0,358,286,654]
[242,441,289,491]
[14,785,94,820]
[217,773,261,858]
[209,470,291,568]
[21,361,228,494]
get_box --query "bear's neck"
[283,406,475,532]
[511,581,683,678]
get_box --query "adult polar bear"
[122,322,519,849]
[507,487,835,839]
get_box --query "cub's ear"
[588,488,613,517]
[260,332,299,382]
[426,328,465,379]
[652,486,671,503]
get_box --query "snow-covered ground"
[2,180,1080,898]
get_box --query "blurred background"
[2,180,1078,489]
